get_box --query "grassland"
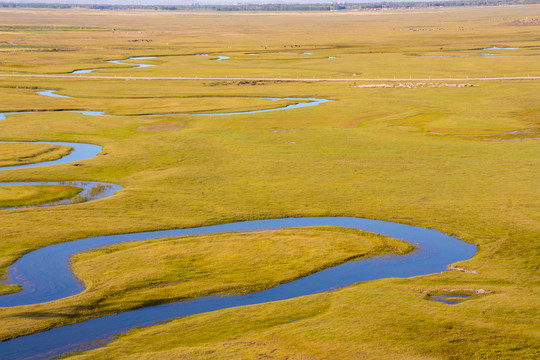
[0,227,414,341]
[0,5,538,359]
[0,142,71,167]
[0,184,81,209]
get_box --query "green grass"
[1,6,539,77]
[0,5,538,359]
[0,185,81,208]
[67,282,539,360]
[0,142,71,167]
[0,227,413,341]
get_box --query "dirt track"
[1,74,539,81]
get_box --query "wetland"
[0,4,538,360]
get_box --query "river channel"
[0,87,476,359]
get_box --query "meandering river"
[70,56,157,74]
[0,88,477,359]
[0,97,329,206]
[2,97,331,119]
[0,216,476,360]
[0,141,122,209]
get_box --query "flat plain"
[0,5,539,359]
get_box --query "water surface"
[36,90,72,98]
[0,217,476,359]
[1,98,330,120]
[0,141,101,170]
[212,55,230,61]
[0,181,122,210]
[0,141,123,208]
[482,46,520,50]
[0,88,475,359]
[0,109,111,121]
[428,295,471,304]
[69,56,156,74]
[71,68,103,74]
[107,56,156,68]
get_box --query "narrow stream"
[0,86,477,359]
[211,55,230,61]
[1,97,331,120]
[0,217,476,359]
[69,56,156,74]
[35,90,72,98]
[0,181,122,209]
[0,141,100,171]
[69,54,232,74]
[0,141,123,208]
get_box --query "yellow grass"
[0,5,538,359]
[0,227,413,341]
[0,185,81,208]
[0,142,71,167]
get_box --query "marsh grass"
[0,78,537,358]
[0,185,82,208]
[0,6,539,78]
[0,227,413,341]
[87,183,111,198]
[67,282,540,360]
[0,142,72,167]
[0,5,538,359]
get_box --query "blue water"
[0,141,123,209]
[429,130,539,141]
[70,56,156,74]
[71,68,103,74]
[1,97,330,120]
[0,88,476,359]
[0,217,476,359]
[107,56,156,68]
[483,46,520,50]
[35,90,72,98]
[0,181,122,210]
[0,141,101,170]
[0,110,111,121]
[186,98,331,116]
[212,56,230,61]
[0,97,329,212]
[429,295,471,305]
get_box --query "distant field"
[1,6,539,78]
[0,5,538,359]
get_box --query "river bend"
[0,217,476,359]
[0,141,123,209]
[0,89,476,359]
